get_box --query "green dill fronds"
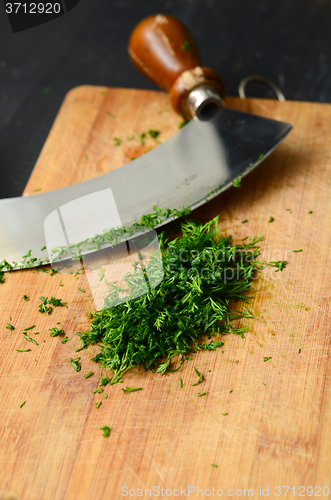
[263,356,272,362]
[22,333,39,345]
[122,387,143,393]
[23,325,36,332]
[23,295,30,301]
[99,425,111,437]
[179,378,183,388]
[16,349,31,352]
[84,371,94,379]
[198,391,207,397]
[268,216,274,223]
[95,402,102,409]
[49,327,64,337]
[268,260,287,272]
[113,137,122,147]
[293,249,303,253]
[70,357,81,372]
[192,367,204,386]
[211,463,218,468]
[233,177,241,188]
[148,129,160,139]
[61,336,69,344]
[19,401,26,408]
[6,323,14,331]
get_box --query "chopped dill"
[222,413,228,416]
[179,378,183,389]
[23,325,36,332]
[241,219,248,224]
[49,327,64,337]
[113,137,122,147]
[95,402,102,409]
[99,425,111,437]
[139,132,146,145]
[122,387,143,393]
[268,260,287,272]
[16,349,31,352]
[308,210,313,214]
[70,357,81,372]
[198,391,207,397]
[299,348,301,354]
[76,216,262,384]
[6,323,15,331]
[93,387,103,394]
[19,401,26,408]
[192,367,204,386]
[293,249,303,253]
[148,129,160,139]
[78,288,85,293]
[263,356,272,362]
[22,333,39,345]
[23,295,30,301]
[268,217,274,223]
[211,463,218,468]
[84,371,94,379]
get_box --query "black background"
[0,0,330,199]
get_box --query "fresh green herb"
[77,216,262,384]
[36,268,48,273]
[61,336,69,344]
[100,373,109,386]
[241,219,248,224]
[78,288,85,293]
[293,249,303,253]
[84,371,94,379]
[181,40,190,51]
[148,129,160,139]
[95,402,102,409]
[113,137,122,147]
[48,296,65,307]
[192,367,204,386]
[229,389,233,393]
[22,333,39,345]
[285,208,292,213]
[6,323,15,331]
[139,132,146,145]
[107,112,115,118]
[263,356,272,362]
[16,349,31,352]
[211,463,218,468]
[268,260,287,272]
[38,297,52,314]
[23,325,36,332]
[222,413,228,416]
[19,401,26,408]
[33,188,42,192]
[268,217,274,223]
[233,177,241,188]
[50,268,59,276]
[49,327,64,337]
[99,425,111,437]
[70,357,81,372]
[103,393,108,399]
[41,246,46,251]
[98,273,105,282]
[122,387,143,393]
[299,348,301,354]
[42,86,52,95]
[198,391,207,397]
[93,387,103,394]
[308,210,313,214]
[257,153,264,161]
[23,295,30,301]
[179,378,183,389]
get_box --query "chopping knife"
[0,14,292,268]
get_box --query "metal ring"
[238,75,286,102]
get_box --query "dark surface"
[0,0,330,199]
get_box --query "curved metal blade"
[0,107,292,266]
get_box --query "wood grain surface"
[1,86,331,500]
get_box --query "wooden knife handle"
[128,14,225,120]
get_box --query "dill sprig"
[77,216,262,384]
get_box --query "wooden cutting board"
[1,86,331,500]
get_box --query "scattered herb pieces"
[268,260,287,272]
[222,413,228,416]
[113,137,122,147]
[192,367,204,386]
[211,463,218,468]
[16,349,31,352]
[19,401,26,408]
[22,333,39,345]
[241,219,248,224]
[95,402,102,409]
[103,393,108,399]
[78,288,85,293]
[49,327,64,337]
[122,387,143,393]
[70,357,81,372]
[84,371,94,379]
[100,373,109,386]
[179,378,183,389]
[77,216,263,384]
[233,177,241,188]
[285,208,292,213]
[99,425,111,437]
[33,188,42,192]
[198,391,207,397]
[6,323,14,331]
[308,210,313,214]
[139,132,146,145]
[293,249,303,253]
[181,40,190,51]
[98,273,105,282]
[268,216,274,223]
[48,296,65,307]
[61,336,69,344]
[148,129,160,139]
[41,246,46,251]
[229,389,233,393]
[50,268,59,276]
[263,356,272,362]
[299,348,301,354]
[23,325,36,332]
[257,153,264,161]
[93,387,103,394]
[23,295,30,301]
